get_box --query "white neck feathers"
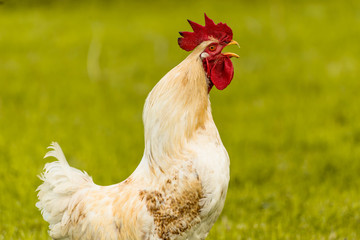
[142,42,213,173]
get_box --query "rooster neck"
[142,42,215,174]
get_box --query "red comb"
[178,14,233,51]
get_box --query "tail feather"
[36,142,95,236]
[44,142,69,166]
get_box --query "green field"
[1,0,360,239]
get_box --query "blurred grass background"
[1,0,360,239]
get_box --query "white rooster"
[37,14,239,240]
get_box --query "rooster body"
[37,15,238,240]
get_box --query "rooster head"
[178,13,239,91]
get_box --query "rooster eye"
[208,45,216,51]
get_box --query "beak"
[223,40,240,58]
[223,52,240,58]
[227,40,240,48]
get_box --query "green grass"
[1,0,360,239]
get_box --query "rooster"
[37,14,239,240]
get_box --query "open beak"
[223,40,240,58]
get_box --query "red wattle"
[210,57,234,90]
